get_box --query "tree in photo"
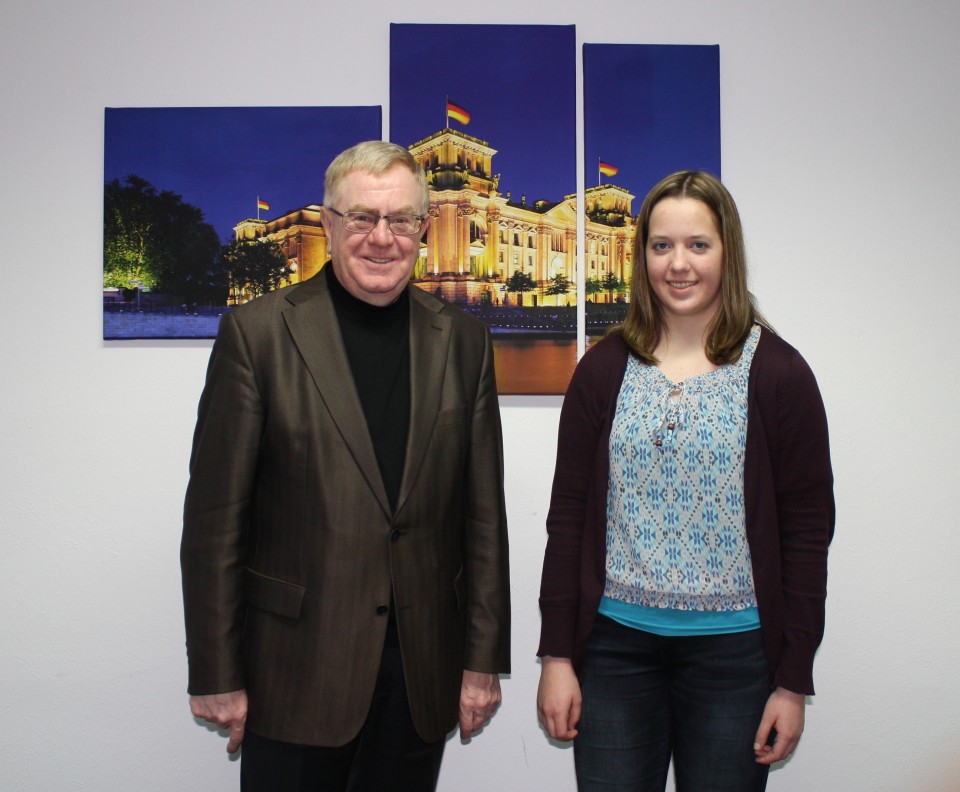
[505,270,536,307]
[220,238,290,303]
[585,275,604,302]
[103,175,224,303]
[544,273,572,306]
[602,271,627,303]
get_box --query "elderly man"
[181,140,510,791]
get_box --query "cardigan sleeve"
[537,336,626,660]
[752,335,835,694]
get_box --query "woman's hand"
[754,686,806,765]
[537,656,582,741]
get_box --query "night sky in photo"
[584,44,721,208]
[104,106,382,243]
[390,24,578,207]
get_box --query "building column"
[537,222,550,287]
[485,207,500,278]
[427,206,441,275]
[458,205,472,275]
[566,228,577,286]
[438,202,459,273]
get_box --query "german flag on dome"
[446,99,471,126]
[598,161,618,177]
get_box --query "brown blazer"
[181,272,510,746]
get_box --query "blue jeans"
[574,615,771,792]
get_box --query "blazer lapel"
[281,274,391,517]
[395,289,452,516]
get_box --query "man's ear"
[319,206,333,234]
[419,213,431,239]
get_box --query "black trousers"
[240,639,446,792]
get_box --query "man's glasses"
[326,207,424,236]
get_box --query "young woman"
[537,171,834,791]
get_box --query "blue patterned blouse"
[601,325,762,635]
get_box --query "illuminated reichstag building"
[233,129,636,307]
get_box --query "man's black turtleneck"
[324,262,410,512]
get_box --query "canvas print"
[390,23,578,395]
[103,106,381,340]
[583,44,721,343]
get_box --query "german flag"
[599,161,618,177]
[446,100,471,125]
[257,198,270,211]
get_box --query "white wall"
[2,1,958,790]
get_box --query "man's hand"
[459,670,502,739]
[190,689,248,753]
[537,656,581,741]
[754,687,805,765]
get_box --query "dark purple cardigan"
[537,329,835,695]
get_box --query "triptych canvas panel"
[103,26,719,397]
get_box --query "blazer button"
[390,529,401,542]
[376,604,389,615]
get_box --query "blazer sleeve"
[180,310,265,695]
[461,327,512,674]
[755,338,835,694]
